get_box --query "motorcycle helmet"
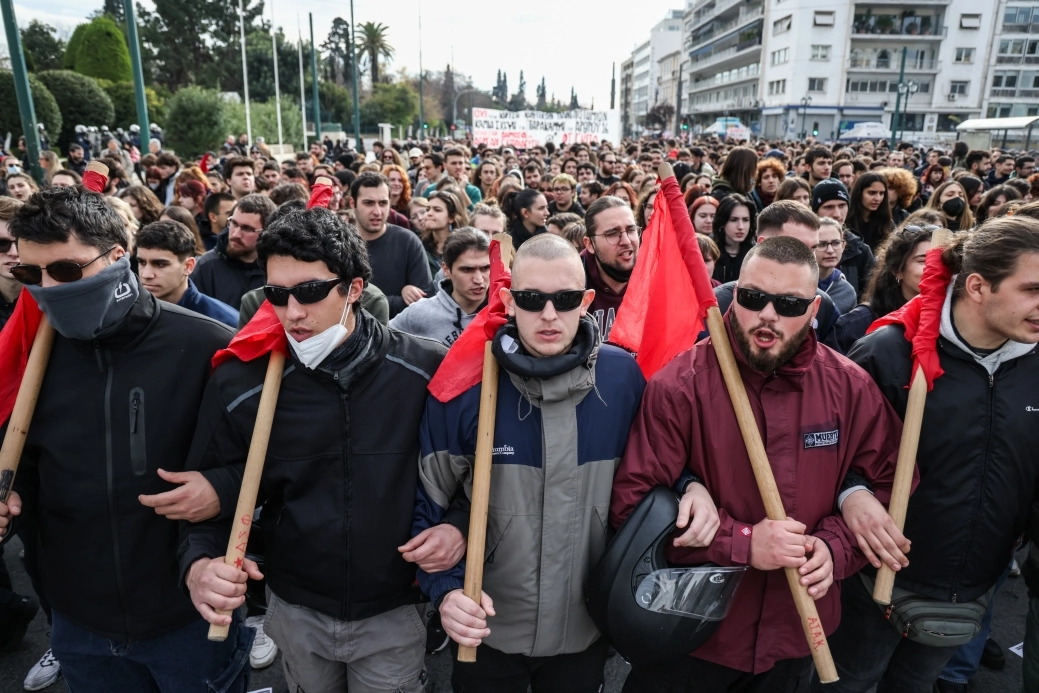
[585,487,746,666]
[100,125,109,132]
[75,124,86,134]
[129,124,140,133]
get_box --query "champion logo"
[492,444,515,456]
[740,527,752,536]
[1027,406,1039,412]
[114,282,133,301]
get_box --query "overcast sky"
[3,0,685,110]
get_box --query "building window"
[768,79,787,95]
[808,78,827,92]
[811,45,831,60]
[960,13,982,29]
[954,48,975,63]
[993,71,1020,88]
[771,48,790,65]
[814,11,835,26]
[773,15,792,35]
[950,81,969,95]
[1005,6,1034,26]
[988,104,1013,118]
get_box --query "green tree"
[360,82,417,128]
[63,24,88,69]
[95,79,167,129]
[508,70,527,111]
[536,77,547,110]
[165,86,225,157]
[0,71,62,144]
[37,71,116,149]
[356,22,393,86]
[74,17,132,82]
[22,21,65,72]
[223,98,302,147]
[569,88,579,109]
[319,81,353,127]
[321,18,353,87]
[440,64,455,124]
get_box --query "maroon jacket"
[610,314,908,674]
[582,250,625,341]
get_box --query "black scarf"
[491,315,598,379]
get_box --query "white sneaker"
[24,649,60,691]
[246,615,278,669]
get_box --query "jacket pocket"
[484,514,514,565]
[128,388,147,476]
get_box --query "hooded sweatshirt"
[388,279,484,346]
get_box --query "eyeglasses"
[552,187,574,194]
[0,239,13,254]
[263,278,342,306]
[901,224,942,234]
[734,287,814,317]
[228,218,262,235]
[594,225,641,246]
[510,289,587,312]
[815,240,844,250]
[11,246,116,285]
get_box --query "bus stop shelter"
[956,116,1039,151]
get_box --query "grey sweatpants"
[264,589,426,693]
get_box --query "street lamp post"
[799,95,812,141]
[452,86,480,135]
[895,79,919,147]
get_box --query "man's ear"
[500,286,516,316]
[184,256,197,276]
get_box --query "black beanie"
[812,178,850,212]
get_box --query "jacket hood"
[939,277,1035,374]
[492,315,600,405]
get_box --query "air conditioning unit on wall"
[948,93,957,101]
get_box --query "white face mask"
[286,298,352,370]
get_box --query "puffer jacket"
[413,318,646,656]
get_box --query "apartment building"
[629,10,685,135]
[621,56,635,137]
[984,0,1039,119]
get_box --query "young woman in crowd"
[690,195,718,235]
[502,186,550,248]
[924,180,975,231]
[383,164,412,215]
[710,146,757,202]
[846,171,894,251]
[748,157,785,212]
[117,185,165,225]
[880,166,918,226]
[775,177,811,206]
[606,181,637,209]
[422,190,468,278]
[710,192,756,284]
[975,185,1022,225]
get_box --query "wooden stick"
[872,226,951,605]
[0,319,56,504]
[705,307,839,683]
[456,341,500,663]
[491,232,514,270]
[208,350,286,642]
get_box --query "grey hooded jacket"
[389,280,482,346]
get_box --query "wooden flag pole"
[872,226,952,605]
[0,319,56,504]
[657,161,837,683]
[208,350,286,641]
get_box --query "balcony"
[691,0,745,28]
[991,88,1039,98]
[686,5,764,54]
[846,57,941,72]
[851,17,947,38]
[1003,22,1039,33]
[997,54,1039,64]
[688,64,761,93]
[696,96,762,114]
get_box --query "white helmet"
[75,124,86,134]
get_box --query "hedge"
[37,70,115,151]
[0,70,62,144]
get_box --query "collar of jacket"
[295,307,386,389]
[508,219,547,248]
[72,287,159,351]
[722,305,816,392]
[841,230,866,257]
[214,230,258,269]
[492,315,600,404]
[437,279,486,317]
[939,276,1035,372]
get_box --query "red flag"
[609,174,718,379]
[866,246,952,390]
[307,177,335,210]
[212,301,287,370]
[428,240,511,403]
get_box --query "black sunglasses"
[735,287,814,317]
[0,239,12,254]
[11,246,116,285]
[263,278,342,307]
[510,289,586,313]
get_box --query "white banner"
[471,108,621,149]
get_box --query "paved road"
[0,535,1027,692]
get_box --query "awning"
[956,116,1039,131]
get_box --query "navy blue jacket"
[177,280,239,328]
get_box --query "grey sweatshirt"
[388,280,482,346]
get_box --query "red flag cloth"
[307,180,334,210]
[82,170,108,194]
[0,290,44,425]
[866,245,953,390]
[211,301,287,370]
[428,240,511,403]
[609,173,718,379]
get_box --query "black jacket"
[832,304,874,354]
[179,316,448,621]
[509,219,547,249]
[192,231,265,309]
[6,291,234,640]
[837,230,875,300]
[849,325,1039,602]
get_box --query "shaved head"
[511,232,584,288]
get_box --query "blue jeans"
[938,560,1013,685]
[50,610,254,693]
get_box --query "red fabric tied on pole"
[211,301,287,370]
[866,246,953,390]
[608,174,719,379]
[307,180,334,210]
[82,170,108,194]
[0,291,44,425]
[428,240,511,403]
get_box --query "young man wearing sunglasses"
[182,207,457,692]
[582,196,641,341]
[412,233,647,692]
[611,236,904,692]
[0,187,252,691]
[0,197,22,329]
[193,193,276,310]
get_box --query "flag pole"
[270,0,283,151]
[298,16,308,151]
[872,226,952,605]
[658,162,839,684]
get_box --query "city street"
[0,535,1028,693]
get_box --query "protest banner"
[471,108,621,148]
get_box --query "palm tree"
[356,21,394,86]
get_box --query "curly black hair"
[11,186,129,250]
[257,207,372,291]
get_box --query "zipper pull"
[989,374,994,388]
[93,340,104,372]
[952,593,958,604]
[131,397,139,433]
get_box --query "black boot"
[981,637,1006,670]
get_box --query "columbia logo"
[492,444,515,456]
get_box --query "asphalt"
[0,536,1028,693]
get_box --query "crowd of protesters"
[0,126,1037,693]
